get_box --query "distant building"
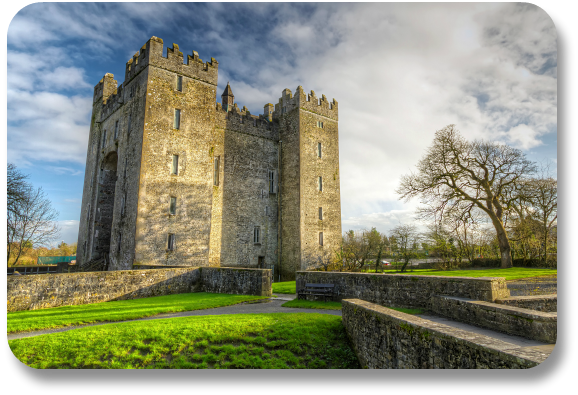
[77,36,342,280]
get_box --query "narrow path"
[8,294,340,341]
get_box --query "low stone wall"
[201,267,272,297]
[342,299,548,369]
[7,267,272,312]
[495,294,557,312]
[431,295,556,343]
[296,271,509,307]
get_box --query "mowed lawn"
[9,313,360,369]
[8,292,268,333]
[272,281,296,294]
[393,267,556,280]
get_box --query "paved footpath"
[8,293,341,341]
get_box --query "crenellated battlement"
[271,86,338,121]
[124,36,218,86]
[93,73,117,105]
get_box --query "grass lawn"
[367,267,556,281]
[281,299,342,310]
[272,281,296,294]
[9,313,360,369]
[8,292,268,334]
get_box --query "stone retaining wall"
[431,295,556,343]
[495,294,557,312]
[7,267,272,312]
[296,271,510,307]
[342,299,548,369]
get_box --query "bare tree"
[302,249,337,272]
[397,125,536,268]
[7,186,60,266]
[390,224,421,272]
[7,163,29,218]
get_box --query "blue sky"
[6,2,558,246]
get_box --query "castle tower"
[221,82,234,111]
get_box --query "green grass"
[365,267,556,281]
[281,299,342,310]
[272,281,296,294]
[8,292,268,334]
[386,307,425,315]
[9,313,360,369]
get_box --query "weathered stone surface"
[342,299,548,369]
[495,294,557,312]
[7,267,272,312]
[76,36,342,281]
[296,271,510,305]
[431,295,557,343]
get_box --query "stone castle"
[77,36,341,280]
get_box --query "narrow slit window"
[254,227,260,244]
[87,204,91,221]
[102,130,107,148]
[124,158,128,178]
[177,75,183,92]
[172,155,179,175]
[117,234,122,253]
[318,176,323,192]
[114,120,119,140]
[319,207,323,220]
[317,142,322,158]
[169,197,176,215]
[319,232,324,246]
[213,157,220,186]
[168,234,175,250]
[121,194,126,216]
[269,170,275,193]
[83,241,87,257]
[174,109,181,129]
[266,206,270,216]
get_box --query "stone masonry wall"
[495,294,557,312]
[342,299,547,369]
[7,267,272,312]
[431,295,557,343]
[296,271,510,306]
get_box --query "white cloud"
[506,124,543,149]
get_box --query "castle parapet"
[272,86,338,121]
[93,73,117,105]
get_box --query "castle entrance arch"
[93,151,118,260]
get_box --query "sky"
[6,2,558,246]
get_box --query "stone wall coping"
[296,271,505,282]
[497,294,557,302]
[215,267,272,272]
[342,298,548,365]
[435,295,557,321]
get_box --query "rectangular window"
[169,197,176,215]
[317,142,322,158]
[114,120,119,140]
[121,194,126,216]
[319,232,324,246]
[102,130,107,148]
[213,157,219,186]
[124,158,128,178]
[127,115,131,133]
[117,234,122,253]
[172,155,179,175]
[176,75,182,92]
[269,170,275,193]
[83,241,87,257]
[254,227,260,244]
[174,109,181,129]
[265,206,270,216]
[168,234,175,251]
[316,121,324,128]
[319,207,323,220]
[318,176,323,192]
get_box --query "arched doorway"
[93,151,118,260]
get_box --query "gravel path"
[8,294,341,341]
[506,276,557,296]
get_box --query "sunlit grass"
[8,292,267,333]
[363,267,556,281]
[281,299,342,310]
[9,313,360,369]
[272,281,296,294]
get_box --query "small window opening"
[121,194,126,216]
[317,142,322,158]
[124,158,128,179]
[174,109,181,129]
[102,130,107,148]
[172,155,179,175]
[117,233,122,253]
[213,157,220,186]
[319,207,323,220]
[177,75,183,92]
[269,170,275,193]
[114,120,119,140]
[83,241,87,257]
[168,234,175,250]
[318,176,323,192]
[254,227,261,244]
[319,232,324,246]
[169,197,176,215]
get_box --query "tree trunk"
[492,220,512,268]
